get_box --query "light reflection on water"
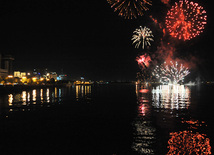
[133,84,211,154]
[133,84,156,154]
[75,85,92,101]
[152,85,191,110]
[0,84,212,154]
[167,119,211,155]
[3,85,92,115]
[7,88,62,113]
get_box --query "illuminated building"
[20,72,26,78]
[33,68,42,79]
[33,68,38,75]
[57,74,67,81]
[50,72,57,81]
[33,68,58,81]
[14,71,27,78]
[0,54,14,77]
[14,71,21,78]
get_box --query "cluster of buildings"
[13,69,67,83]
[0,54,68,85]
[0,53,94,86]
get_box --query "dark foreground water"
[0,84,213,154]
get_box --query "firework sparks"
[107,0,152,19]
[136,54,151,70]
[132,26,154,49]
[165,0,207,41]
[152,61,190,84]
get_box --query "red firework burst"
[107,0,152,19]
[136,54,151,69]
[165,0,207,41]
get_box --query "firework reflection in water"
[152,84,190,110]
[167,119,211,155]
[132,84,156,154]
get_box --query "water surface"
[0,84,213,154]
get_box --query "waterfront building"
[0,54,14,77]
[50,72,57,81]
[20,72,26,78]
[14,71,27,78]
[14,71,21,78]
[57,74,67,81]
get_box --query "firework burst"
[132,26,154,49]
[153,61,190,84]
[165,0,207,41]
[136,54,151,70]
[107,0,152,19]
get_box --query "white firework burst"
[152,61,190,84]
[132,26,154,49]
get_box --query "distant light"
[8,75,13,78]
[32,77,37,82]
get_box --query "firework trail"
[107,0,152,19]
[165,0,207,41]
[153,61,190,84]
[132,26,154,49]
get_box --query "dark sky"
[0,0,213,81]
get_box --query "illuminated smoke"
[161,0,170,5]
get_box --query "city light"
[32,77,37,83]
[7,75,13,78]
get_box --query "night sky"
[0,0,213,81]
